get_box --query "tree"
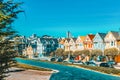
[55,48,64,57]
[63,51,73,59]
[90,49,103,61]
[91,49,103,56]
[104,48,119,61]
[104,48,119,56]
[0,0,22,79]
[73,51,82,56]
[80,50,90,56]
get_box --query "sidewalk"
[6,67,52,80]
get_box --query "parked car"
[100,63,110,67]
[69,60,75,62]
[63,60,72,64]
[50,57,56,61]
[56,58,63,62]
[107,61,115,65]
[85,61,97,66]
[107,61,116,68]
[73,61,83,65]
[94,61,102,66]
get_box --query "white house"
[76,36,85,51]
[93,33,106,51]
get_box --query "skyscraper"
[66,31,72,38]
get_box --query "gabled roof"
[88,34,95,41]
[65,38,71,42]
[39,37,58,44]
[72,38,77,42]
[80,36,85,41]
[110,31,120,40]
[98,33,106,40]
[59,39,65,44]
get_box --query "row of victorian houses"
[16,30,120,58]
[59,31,120,52]
[16,34,58,58]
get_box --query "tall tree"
[0,0,22,79]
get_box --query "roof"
[59,39,65,44]
[42,35,52,38]
[39,38,58,44]
[72,38,77,42]
[88,34,95,40]
[65,38,71,42]
[80,36,85,41]
[110,31,120,40]
[98,33,106,40]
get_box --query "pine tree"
[0,0,22,79]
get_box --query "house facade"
[104,31,120,50]
[26,46,33,59]
[40,35,59,56]
[37,38,43,57]
[17,34,58,58]
[76,36,85,51]
[69,38,77,51]
[93,33,106,51]
[83,34,95,50]
[64,38,70,51]
[58,38,65,49]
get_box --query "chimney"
[66,31,72,38]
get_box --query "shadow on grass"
[6,68,25,73]
[9,69,25,73]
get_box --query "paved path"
[6,67,52,80]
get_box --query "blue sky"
[13,0,120,37]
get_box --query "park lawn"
[15,63,52,71]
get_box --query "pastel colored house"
[93,33,106,51]
[104,31,120,50]
[76,36,85,50]
[69,38,77,51]
[64,38,70,51]
[37,38,43,57]
[19,34,58,58]
[26,46,34,59]
[83,34,95,50]
[58,38,65,49]
[39,35,59,56]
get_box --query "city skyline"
[13,0,120,37]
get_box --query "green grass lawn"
[68,64,120,76]
[15,63,52,71]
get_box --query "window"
[80,43,82,46]
[111,41,114,46]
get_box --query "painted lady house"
[58,38,65,49]
[21,34,59,58]
[64,38,71,51]
[76,36,85,51]
[69,38,77,51]
[104,31,120,50]
[93,33,106,51]
[39,35,59,56]
[83,34,95,50]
